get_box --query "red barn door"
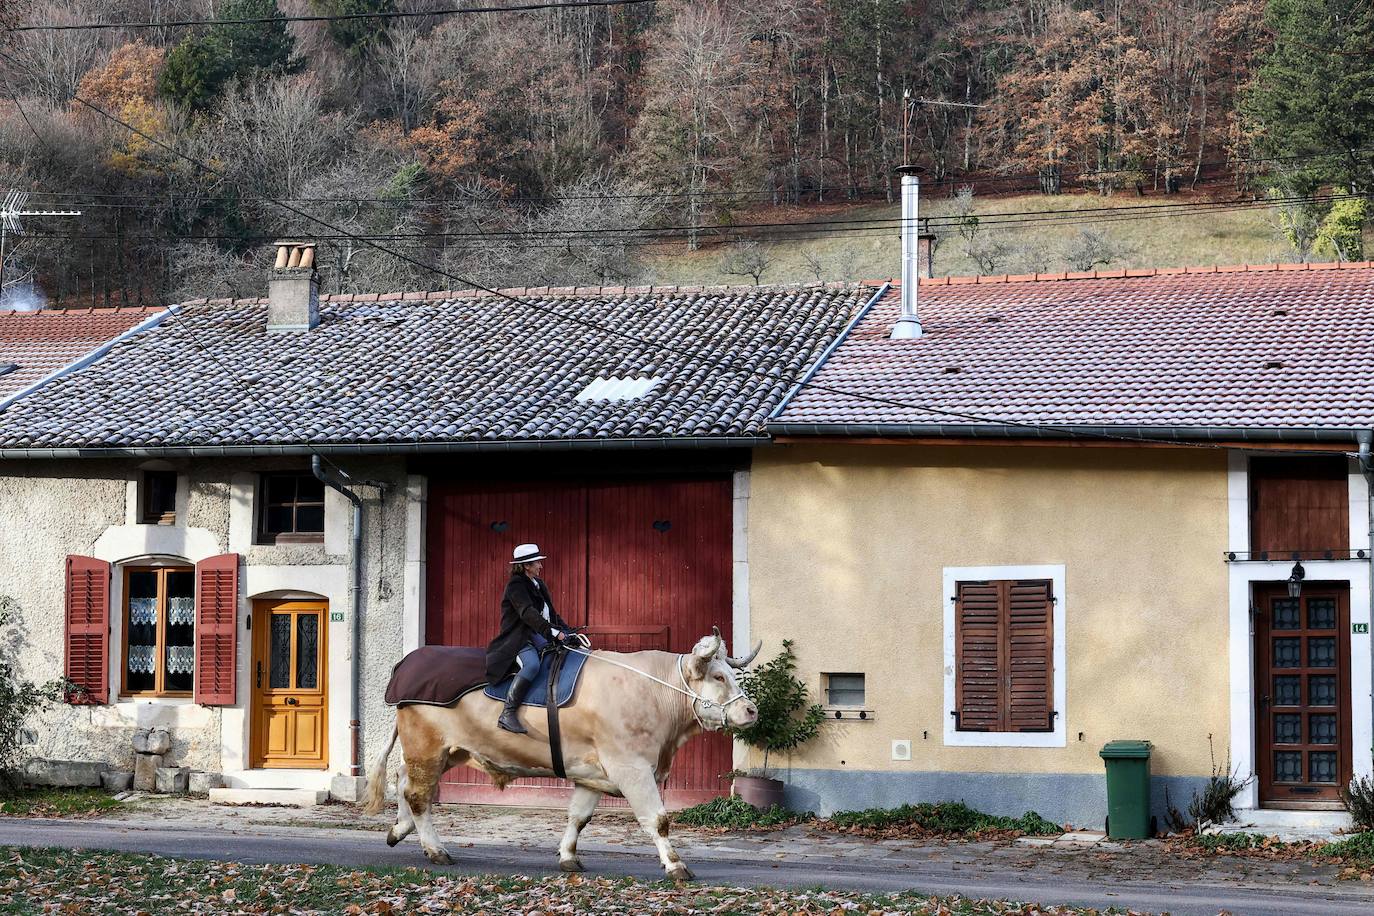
[426,478,733,808]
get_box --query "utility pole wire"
[9,0,660,32]
[0,48,1244,453]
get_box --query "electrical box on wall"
[891,739,912,761]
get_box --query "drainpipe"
[312,454,364,777]
[1360,433,1373,710]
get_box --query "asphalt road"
[1,818,1371,916]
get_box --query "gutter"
[769,282,890,422]
[765,422,1371,444]
[311,455,391,779]
[0,436,771,460]
[0,306,178,412]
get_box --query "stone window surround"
[941,563,1069,749]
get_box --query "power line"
[9,0,660,33]
[0,47,1259,454]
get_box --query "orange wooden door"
[251,600,328,769]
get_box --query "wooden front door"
[251,600,328,769]
[1254,584,1351,806]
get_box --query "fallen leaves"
[0,846,1128,915]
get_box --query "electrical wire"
[9,0,661,32]
[0,47,1272,454]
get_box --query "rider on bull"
[487,543,574,734]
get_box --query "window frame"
[255,472,326,545]
[821,671,873,721]
[120,563,196,699]
[138,470,179,525]
[943,564,1067,748]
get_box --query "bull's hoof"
[559,857,585,873]
[386,828,403,847]
[424,848,454,865]
[666,864,695,883]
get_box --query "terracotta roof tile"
[0,307,163,400]
[771,264,1374,434]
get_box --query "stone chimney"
[267,241,319,332]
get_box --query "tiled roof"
[0,307,163,400]
[770,262,1374,437]
[0,285,864,452]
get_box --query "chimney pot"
[268,241,319,332]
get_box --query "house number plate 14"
[330,612,345,622]
[1355,623,1369,634]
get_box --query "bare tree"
[721,241,770,285]
[800,248,826,282]
[1062,229,1129,271]
[10,0,109,105]
[965,233,1011,275]
[217,76,353,201]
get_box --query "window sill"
[119,693,193,702]
[823,706,875,721]
[255,534,325,546]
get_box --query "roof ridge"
[0,305,167,316]
[914,260,1374,287]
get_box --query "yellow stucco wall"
[747,444,1231,779]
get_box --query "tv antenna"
[0,190,82,307]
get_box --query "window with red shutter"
[955,579,1054,732]
[64,555,111,705]
[194,553,239,706]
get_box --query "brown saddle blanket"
[384,646,489,708]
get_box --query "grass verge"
[0,788,121,818]
[0,846,1135,914]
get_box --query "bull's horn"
[726,640,763,668]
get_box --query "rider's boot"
[497,676,532,734]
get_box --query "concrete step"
[208,788,329,808]
[1211,808,1353,842]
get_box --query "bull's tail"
[362,722,399,815]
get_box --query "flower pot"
[733,775,785,809]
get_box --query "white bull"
[363,627,760,880]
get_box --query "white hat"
[511,543,547,564]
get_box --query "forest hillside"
[0,0,1370,306]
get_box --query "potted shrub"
[730,639,825,809]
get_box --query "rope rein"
[561,644,750,730]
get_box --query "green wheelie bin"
[1099,740,1154,839]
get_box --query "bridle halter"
[563,645,751,731]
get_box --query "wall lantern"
[1287,560,1306,599]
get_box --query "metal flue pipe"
[890,165,925,340]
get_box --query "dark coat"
[485,572,572,681]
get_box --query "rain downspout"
[311,454,383,778]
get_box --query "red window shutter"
[954,582,1003,731]
[1006,580,1054,732]
[64,555,111,705]
[194,553,239,706]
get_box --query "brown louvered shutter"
[64,555,110,704]
[954,581,1003,730]
[1006,580,1054,732]
[955,579,1054,732]
[194,553,239,706]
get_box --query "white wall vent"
[575,375,664,402]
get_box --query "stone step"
[1210,808,1353,842]
[208,788,329,807]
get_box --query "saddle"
[383,645,588,709]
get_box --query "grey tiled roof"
[0,285,866,451]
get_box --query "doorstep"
[1209,808,1353,842]
[208,788,330,807]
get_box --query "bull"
[363,627,761,881]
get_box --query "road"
[1,818,1371,916]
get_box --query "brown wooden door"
[427,478,732,808]
[251,600,328,769]
[1254,584,1351,806]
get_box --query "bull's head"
[682,626,760,730]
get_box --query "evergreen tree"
[159,0,297,112]
[313,0,397,60]
[1244,0,1374,195]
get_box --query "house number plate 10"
[1355,623,1369,634]
[330,612,346,622]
